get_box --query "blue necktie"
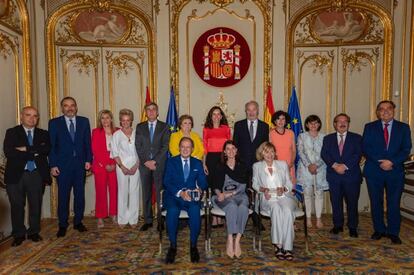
[69,119,75,142]
[183,159,189,182]
[149,123,154,143]
[26,130,36,171]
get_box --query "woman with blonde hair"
[111,109,141,228]
[91,110,118,228]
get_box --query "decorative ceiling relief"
[0,0,21,33]
[295,8,384,45]
[55,8,147,46]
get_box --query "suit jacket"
[163,156,208,204]
[135,120,170,171]
[48,115,92,169]
[362,119,412,178]
[321,131,362,184]
[91,127,118,173]
[3,125,51,185]
[233,119,269,169]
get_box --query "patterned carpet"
[1,213,414,274]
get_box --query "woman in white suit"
[252,142,297,261]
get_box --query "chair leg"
[303,204,310,254]
[258,213,262,252]
[158,216,163,256]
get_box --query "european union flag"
[166,86,179,134]
[287,86,303,168]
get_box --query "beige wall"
[1,0,414,240]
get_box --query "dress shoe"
[371,232,387,240]
[56,227,67,238]
[349,229,358,238]
[74,223,88,232]
[329,227,343,234]
[140,223,153,231]
[190,246,200,263]
[165,246,177,264]
[11,237,25,247]
[157,222,165,232]
[28,233,43,242]
[389,235,402,244]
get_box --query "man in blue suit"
[163,137,207,264]
[362,100,412,244]
[321,113,362,238]
[49,97,92,237]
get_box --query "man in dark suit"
[362,100,412,244]
[321,113,362,238]
[3,107,51,246]
[233,100,269,229]
[49,97,92,237]
[163,137,207,264]
[135,102,170,231]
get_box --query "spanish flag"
[264,85,275,127]
[140,86,151,122]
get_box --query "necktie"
[149,123,154,143]
[338,134,344,156]
[26,130,36,171]
[69,119,75,142]
[183,159,189,182]
[249,120,254,141]
[384,123,389,149]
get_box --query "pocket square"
[193,169,198,171]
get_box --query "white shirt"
[64,116,76,131]
[247,119,258,140]
[110,129,138,169]
[336,131,347,145]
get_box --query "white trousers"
[304,186,324,218]
[116,167,141,225]
[261,196,296,251]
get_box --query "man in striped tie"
[3,107,51,246]
[321,113,362,238]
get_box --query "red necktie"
[384,123,389,149]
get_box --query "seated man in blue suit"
[362,100,412,244]
[163,137,207,264]
[321,113,362,238]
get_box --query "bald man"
[3,107,51,246]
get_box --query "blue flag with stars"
[166,86,178,134]
[287,86,303,169]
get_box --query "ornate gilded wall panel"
[169,0,272,115]
[286,0,392,108]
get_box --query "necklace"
[275,128,285,135]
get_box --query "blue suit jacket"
[321,131,362,184]
[48,115,92,169]
[362,119,411,179]
[163,155,208,205]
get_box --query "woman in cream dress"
[252,142,297,261]
[111,109,141,228]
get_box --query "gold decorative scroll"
[105,51,145,112]
[0,31,20,122]
[296,49,335,133]
[0,0,21,33]
[60,49,100,123]
[286,0,392,107]
[341,48,379,119]
[170,0,272,111]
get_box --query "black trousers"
[6,170,43,238]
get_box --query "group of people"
[3,96,411,264]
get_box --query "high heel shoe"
[234,240,242,258]
[316,218,324,229]
[97,219,104,229]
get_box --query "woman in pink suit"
[92,110,119,228]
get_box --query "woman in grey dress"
[297,115,329,229]
[212,140,250,259]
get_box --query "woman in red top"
[203,106,231,226]
[92,110,119,228]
